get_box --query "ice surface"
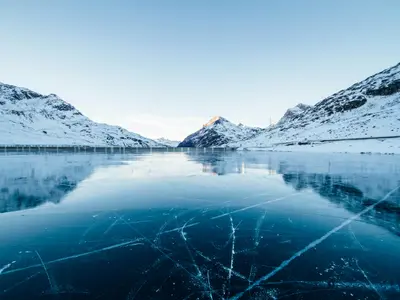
[0,150,400,299]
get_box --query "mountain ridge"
[2,61,400,149]
[0,82,164,147]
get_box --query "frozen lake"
[0,151,400,300]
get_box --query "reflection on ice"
[190,151,400,236]
[0,151,400,299]
[0,153,134,213]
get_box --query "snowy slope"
[178,116,263,147]
[155,138,180,147]
[230,62,400,148]
[0,82,164,147]
[254,139,400,154]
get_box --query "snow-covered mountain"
[0,82,164,147]
[178,116,263,147]
[155,138,180,147]
[229,62,400,148]
[277,103,312,126]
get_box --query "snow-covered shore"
[238,138,400,155]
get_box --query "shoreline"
[236,138,400,155]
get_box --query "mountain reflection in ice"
[188,152,400,237]
[0,153,143,213]
[0,151,400,300]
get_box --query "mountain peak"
[294,103,311,110]
[277,103,311,125]
[178,117,262,147]
[204,116,228,127]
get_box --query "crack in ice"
[161,222,200,235]
[180,217,195,242]
[35,250,54,291]
[260,280,400,292]
[115,213,217,296]
[194,249,248,282]
[154,221,169,245]
[348,224,366,251]
[179,218,202,278]
[0,261,16,275]
[207,270,214,300]
[126,280,147,300]
[211,193,299,220]
[248,265,257,283]
[0,240,143,277]
[2,271,42,294]
[104,216,123,235]
[254,211,267,247]
[356,260,385,299]
[78,212,107,245]
[228,215,236,282]
[228,185,400,300]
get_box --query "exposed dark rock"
[20,90,41,99]
[339,98,367,112]
[53,102,75,111]
[366,79,400,96]
[10,110,25,117]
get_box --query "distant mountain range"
[0,83,164,147]
[156,138,180,147]
[1,62,399,150]
[177,116,262,147]
[178,62,400,149]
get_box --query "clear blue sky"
[1,0,400,140]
